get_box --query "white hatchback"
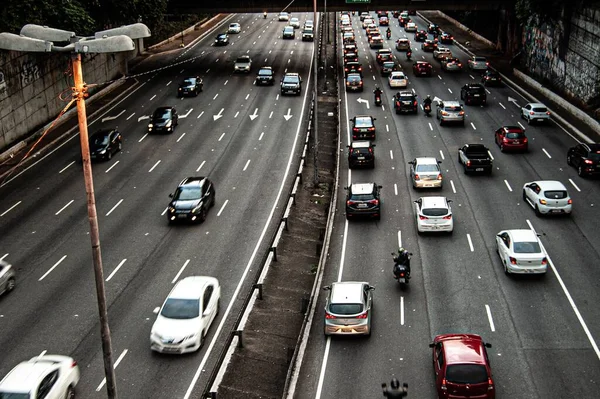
[388,71,408,88]
[496,229,548,274]
[227,23,241,34]
[521,102,551,124]
[414,196,454,234]
[404,22,417,32]
[522,180,572,216]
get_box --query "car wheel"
[65,385,75,399]
[578,166,585,177]
[6,277,15,292]
[535,204,542,217]
[527,116,531,125]
[504,260,509,275]
[107,151,112,160]
[118,142,122,151]
[567,155,572,165]
[194,90,199,97]
[463,165,468,174]
[211,193,216,208]
[500,143,505,152]
[199,208,207,223]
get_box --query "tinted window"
[174,187,202,201]
[161,298,200,319]
[422,208,449,217]
[329,303,363,315]
[283,75,299,83]
[445,364,488,384]
[349,193,375,201]
[0,394,29,399]
[354,118,373,127]
[474,57,486,62]
[153,109,171,119]
[513,241,542,253]
[258,69,272,76]
[444,105,462,112]
[415,164,439,172]
[217,34,226,39]
[91,134,109,146]
[532,107,547,112]
[506,132,524,139]
[544,190,567,199]
[347,75,361,82]
[351,148,370,155]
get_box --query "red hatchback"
[413,61,433,77]
[430,334,495,399]
[495,126,528,152]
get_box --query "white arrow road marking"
[180,108,193,118]
[101,110,125,123]
[357,98,370,109]
[284,108,293,121]
[249,108,259,120]
[137,115,150,122]
[508,96,519,107]
[214,108,224,121]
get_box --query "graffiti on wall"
[20,60,41,87]
[0,71,7,97]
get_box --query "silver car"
[521,102,551,124]
[409,157,443,188]
[468,55,489,70]
[436,100,465,125]
[324,281,374,336]
[522,180,572,216]
[0,259,15,296]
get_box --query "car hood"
[151,314,201,338]
[180,84,195,89]
[151,118,170,127]
[90,143,108,152]
[171,199,201,210]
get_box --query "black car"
[255,66,275,85]
[280,73,302,95]
[177,77,203,97]
[344,52,359,65]
[422,40,438,52]
[148,107,178,134]
[345,73,364,92]
[344,61,363,76]
[351,115,376,140]
[414,30,427,42]
[481,70,503,86]
[348,141,375,169]
[167,176,216,224]
[428,23,441,34]
[460,83,487,105]
[393,91,418,114]
[345,182,382,220]
[343,42,358,54]
[381,61,399,77]
[89,129,122,161]
[214,33,229,46]
[567,143,600,177]
[439,32,454,44]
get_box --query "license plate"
[474,94,480,96]
[177,214,187,219]
[424,184,434,187]
[537,119,545,122]
[398,278,406,283]
[476,168,484,171]
[551,209,562,213]
[358,203,368,208]
[513,141,520,144]
[357,156,365,160]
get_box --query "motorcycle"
[263,12,267,19]
[391,252,412,285]
[406,51,412,61]
[374,90,382,106]
[386,30,391,40]
[423,102,432,116]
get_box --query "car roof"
[179,176,206,187]
[505,229,538,242]
[420,196,449,208]
[0,356,69,392]
[259,66,272,71]
[532,180,568,190]
[350,182,375,194]
[377,48,392,53]
[390,71,406,77]
[91,129,115,137]
[415,157,439,165]
[441,335,487,365]
[398,38,409,42]
[442,101,461,107]
[350,141,372,148]
[437,47,451,51]
[526,102,546,107]
[500,125,524,132]
[398,90,413,96]
[169,276,218,300]
[330,281,368,304]
[415,61,430,65]
[464,83,483,88]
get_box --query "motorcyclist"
[263,11,267,19]
[386,27,392,39]
[406,49,412,60]
[382,378,408,398]
[393,248,411,279]
[373,86,382,101]
[423,95,433,108]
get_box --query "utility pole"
[313,0,319,186]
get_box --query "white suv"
[0,354,80,399]
[521,102,551,124]
[522,180,572,216]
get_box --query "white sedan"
[414,196,453,234]
[388,71,408,88]
[227,23,241,34]
[151,276,221,354]
[404,22,417,32]
[496,229,548,274]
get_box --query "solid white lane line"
[504,180,513,192]
[172,259,190,284]
[397,230,402,248]
[148,160,161,173]
[518,121,525,130]
[389,150,394,160]
[106,259,127,282]
[197,111,204,119]
[471,122,477,130]
[485,304,496,332]
[150,95,156,101]
[439,150,445,160]
[106,199,123,216]
[400,296,405,326]
[499,102,506,109]
[394,183,398,196]
[59,162,75,174]
[259,132,265,140]
[105,161,119,173]
[196,161,206,172]
[243,159,251,171]
[542,148,552,158]
[55,200,74,215]
[96,349,128,392]
[39,255,67,281]
[386,124,389,132]
[568,179,581,192]
[526,219,600,360]
[450,180,456,194]
[177,133,186,142]
[467,234,474,252]
[126,112,135,120]
[217,200,228,216]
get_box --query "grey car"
[436,100,465,125]
[409,157,443,188]
[324,281,374,336]
[0,259,16,296]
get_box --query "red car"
[422,39,438,52]
[495,126,529,152]
[413,61,433,77]
[430,334,495,399]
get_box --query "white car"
[363,18,375,28]
[278,12,290,21]
[496,229,548,274]
[150,276,221,354]
[290,17,301,28]
[522,180,572,216]
[227,23,241,34]
[388,71,408,88]
[0,259,16,296]
[467,55,489,70]
[404,22,417,32]
[414,196,454,234]
[521,102,551,124]
[0,354,80,399]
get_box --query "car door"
[495,128,503,145]
[35,369,60,399]
[202,284,217,328]
[497,233,511,264]
[433,343,445,392]
[525,183,538,203]
[573,144,586,167]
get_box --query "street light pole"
[313,0,319,186]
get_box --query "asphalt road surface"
[293,12,600,399]
[0,13,315,399]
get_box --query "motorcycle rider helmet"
[426,95,431,100]
[390,378,400,389]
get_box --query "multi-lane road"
[294,12,600,399]
[0,13,315,398]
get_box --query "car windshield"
[422,207,448,217]
[217,34,226,39]
[444,105,462,112]
[153,109,170,119]
[160,298,199,319]
[446,364,488,384]
[258,69,272,76]
[544,190,567,199]
[174,187,202,201]
[350,193,375,201]
[474,57,487,62]
[283,75,299,83]
[91,134,109,146]
[354,118,373,127]
[229,24,237,28]
[183,79,194,85]
[392,75,405,80]
[236,57,249,63]
[506,132,524,139]
[329,303,363,315]
[0,394,29,399]
[399,95,414,100]
[415,164,439,172]
[513,241,542,253]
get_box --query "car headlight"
[99,149,106,155]
[165,120,172,127]
[148,123,153,129]
[192,202,203,213]
[168,206,176,214]
[183,333,198,341]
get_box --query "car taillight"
[523,138,528,143]
[488,378,494,390]
[347,200,355,206]
[459,111,465,115]
[441,379,447,391]
[413,101,417,106]
[584,159,593,164]
[368,148,373,153]
[368,127,375,131]
[458,63,462,67]
[443,215,452,220]
[466,160,471,166]
[486,62,490,66]
[510,257,517,265]
[356,311,368,319]
[325,312,336,319]
[437,173,443,180]
[530,111,535,115]
[539,199,547,205]
[503,137,509,142]
[369,199,379,205]
[414,174,420,180]
[353,127,359,132]
[71,361,78,368]
[568,198,572,204]
[419,215,428,220]
[359,81,363,85]
[542,257,548,265]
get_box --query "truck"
[458,144,493,174]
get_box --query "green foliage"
[0,0,94,34]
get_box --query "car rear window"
[513,241,542,253]
[415,164,439,172]
[329,303,363,315]
[474,57,486,62]
[283,76,299,83]
[588,153,600,161]
[446,364,488,384]
[383,62,395,68]
[399,95,414,100]
[444,105,462,112]
[350,193,374,201]
[355,118,373,127]
[468,87,484,93]
[422,208,449,217]
[161,298,199,319]
[544,190,567,199]
[351,148,370,155]
[533,107,548,112]
[506,132,524,139]
[347,75,361,82]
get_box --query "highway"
[0,13,315,398]
[294,12,600,399]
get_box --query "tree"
[0,0,94,34]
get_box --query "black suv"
[348,141,375,169]
[148,107,178,134]
[344,61,363,76]
[177,77,203,97]
[345,182,382,220]
[460,83,487,106]
[167,177,216,224]
[89,128,122,161]
[351,115,376,140]
[255,66,275,85]
[414,30,427,42]
[567,143,600,177]
[393,91,418,114]
[481,70,502,86]
[280,73,302,95]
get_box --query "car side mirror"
[428,343,435,348]
[169,193,173,198]
[485,343,492,348]
[153,307,160,315]
[447,199,453,203]
[378,185,382,189]
[437,160,442,164]
[323,286,331,291]
[408,161,414,165]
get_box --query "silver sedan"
[408,157,443,188]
